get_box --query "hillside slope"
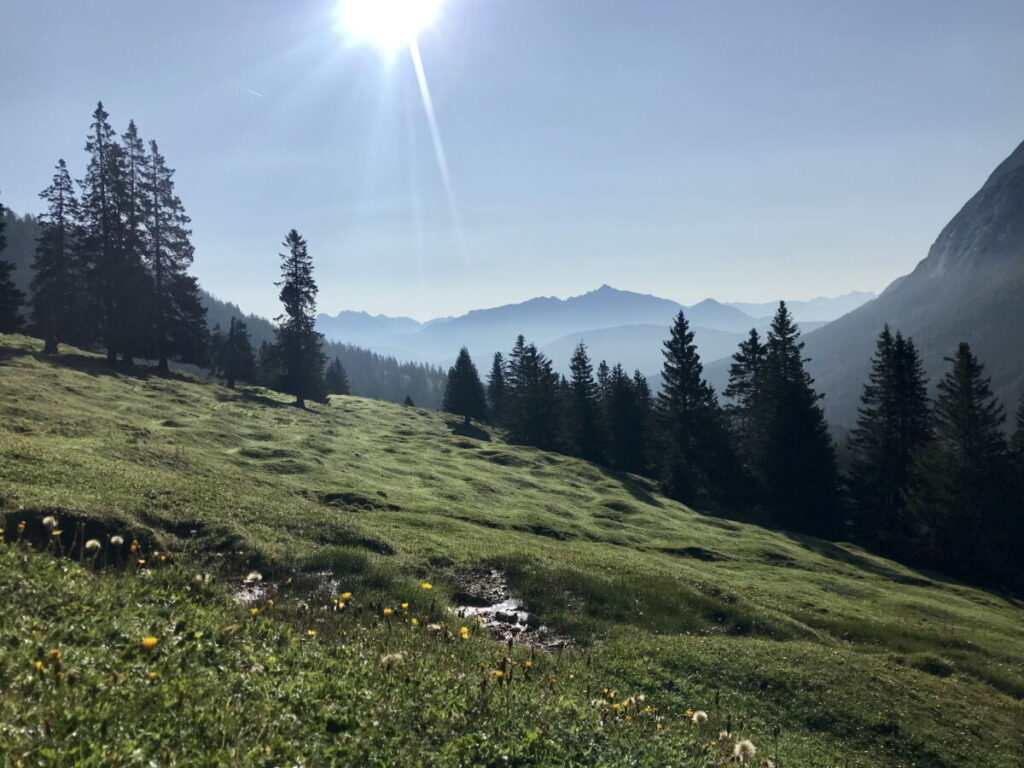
[1,334,1023,766]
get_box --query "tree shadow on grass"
[446,419,492,442]
[600,469,663,508]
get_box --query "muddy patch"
[451,569,570,650]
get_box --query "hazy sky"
[3,1,1024,321]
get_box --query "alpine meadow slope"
[2,334,1023,767]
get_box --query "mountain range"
[315,286,867,375]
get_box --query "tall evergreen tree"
[274,229,325,407]
[755,302,839,534]
[605,364,648,473]
[212,317,256,388]
[116,120,152,364]
[443,347,487,425]
[504,335,560,449]
[79,102,129,363]
[562,342,605,462]
[31,160,87,352]
[141,139,206,371]
[324,356,350,396]
[724,328,766,446]
[655,311,721,502]
[905,343,1014,584]
[486,352,507,423]
[0,193,26,333]
[847,327,931,552]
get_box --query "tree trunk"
[43,336,58,355]
[158,357,169,374]
[296,396,306,409]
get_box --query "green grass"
[2,333,1023,766]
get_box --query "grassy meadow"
[1,333,1022,766]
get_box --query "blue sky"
[2,0,1024,320]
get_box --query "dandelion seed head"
[42,515,58,530]
[244,571,263,583]
[84,539,102,552]
[110,535,124,547]
[733,739,756,764]
[692,710,708,725]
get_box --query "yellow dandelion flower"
[459,626,469,639]
[148,671,159,680]
[49,649,63,663]
[341,592,352,600]
[141,636,159,650]
[51,529,63,536]
[250,608,259,616]
[130,539,139,553]
[17,521,26,533]
[266,599,274,607]
[569,674,575,679]
[383,608,393,616]
[523,660,532,668]
[137,559,146,565]
[401,602,409,609]
[307,630,317,636]
[420,583,432,590]
[159,554,167,562]
[492,670,504,678]
[34,660,44,671]
[411,617,419,626]
[656,723,663,730]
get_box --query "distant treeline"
[441,308,1024,595]
[0,102,446,408]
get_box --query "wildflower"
[18,521,26,533]
[401,602,409,609]
[244,571,263,583]
[523,660,532,668]
[341,592,352,600]
[733,739,756,765]
[492,670,504,678]
[250,608,259,616]
[420,583,433,590]
[381,652,406,667]
[266,599,274,607]
[307,630,317,636]
[383,608,393,617]
[141,636,159,650]
[148,671,159,680]
[42,515,58,530]
[49,649,63,663]
[692,710,708,725]
[51,530,63,537]
[129,539,139,553]
[34,660,44,671]
[110,535,124,547]
[137,558,146,565]
[84,539,102,553]
[159,554,167,562]
[459,626,469,640]
[410,617,419,626]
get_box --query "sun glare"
[334,0,444,52]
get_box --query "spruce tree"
[724,328,765,445]
[655,311,720,502]
[117,120,152,364]
[847,327,931,553]
[255,341,282,390]
[603,364,644,473]
[486,352,507,423]
[562,342,605,462]
[905,343,1013,583]
[403,395,415,407]
[443,347,487,425]
[324,356,350,396]
[31,160,87,352]
[79,102,129,363]
[504,335,560,449]
[756,302,839,534]
[141,140,206,371]
[212,317,256,388]
[0,193,26,333]
[274,229,325,407]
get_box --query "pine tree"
[79,102,129,363]
[847,327,931,553]
[655,311,721,502]
[755,302,839,534]
[905,343,1013,584]
[212,317,256,388]
[443,347,487,425]
[31,160,87,352]
[141,139,206,371]
[486,352,507,423]
[274,229,325,407]
[0,193,26,333]
[324,356,350,396]
[562,342,605,462]
[116,120,152,364]
[504,335,560,449]
[403,395,415,407]
[255,341,282,390]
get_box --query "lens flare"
[334,0,444,52]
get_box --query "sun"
[334,0,445,53]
